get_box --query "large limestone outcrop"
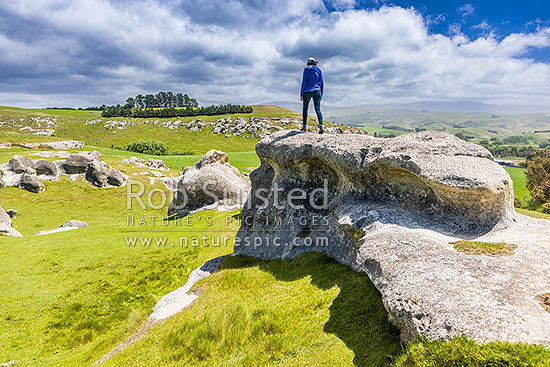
[0,151,126,191]
[168,150,250,217]
[0,205,22,237]
[235,130,550,346]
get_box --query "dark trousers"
[302,90,323,126]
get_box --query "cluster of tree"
[111,140,195,156]
[455,132,475,141]
[124,92,198,109]
[502,135,533,145]
[373,132,396,138]
[102,104,253,118]
[526,157,550,212]
[102,105,133,117]
[479,136,550,149]
[486,145,550,158]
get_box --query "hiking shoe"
[318,125,324,134]
[301,125,307,132]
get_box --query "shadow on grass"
[220,252,403,367]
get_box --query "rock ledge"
[235,130,550,345]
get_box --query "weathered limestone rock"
[0,205,22,237]
[235,130,550,346]
[60,153,97,174]
[0,140,84,150]
[146,158,169,171]
[168,150,250,217]
[34,159,59,177]
[8,155,33,173]
[34,220,88,236]
[20,172,45,193]
[59,220,88,229]
[85,160,127,188]
[0,151,124,192]
[30,151,71,159]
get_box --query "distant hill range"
[264,101,550,139]
[265,101,550,114]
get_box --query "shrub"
[526,157,550,204]
[125,140,169,156]
[542,203,550,214]
[111,144,126,151]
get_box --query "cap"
[307,57,318,65]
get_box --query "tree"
[144,94,155,108]
[125,97,135,109]
[135,95,144,109]
[526,157,550,204]
[155,92,167,108]
[176,93,184,107]
[183,94,191,107]
[166,92,174,107]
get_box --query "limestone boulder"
[59,220,88,228]
[85,160,127,188]
[0,205,22,237]
[235,130,550,346]
[34,159,59,177]
[59,153,97,174]
[8,155,34,173]
[168,150,250,217]
[20,172,45,193]
[147,158,169,171]
[34,220,88,236]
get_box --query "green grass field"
[0,105,315,154]
[1,105,549,366]
[505,167,531,206]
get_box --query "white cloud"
[471,20,491,31]
[0,0,549,108]
[458,3,475,18]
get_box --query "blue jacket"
[300,65,324,97]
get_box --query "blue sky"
[0,0,549,108]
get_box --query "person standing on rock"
[300,57,324,134]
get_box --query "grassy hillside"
[324,107,550,139]
[1,112,549,366]
[103,253,403,366]
[0,147,246,365]
[0,105,330,154]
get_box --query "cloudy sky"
[0,0,549,108]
